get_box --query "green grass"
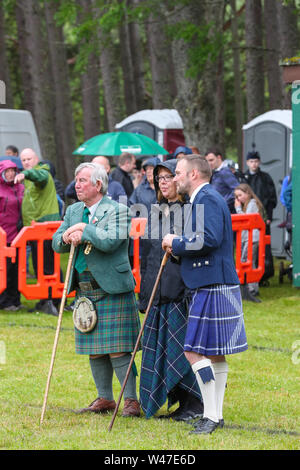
[0,257,299,450]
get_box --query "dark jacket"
[244,168,277,221]
[65,176,126,203]
[210,165,239,213]
[139,159,186,311]
[172,184,239,289]
[111,166,134,198]
[129,177,156,212]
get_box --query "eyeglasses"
[155,175,174,183]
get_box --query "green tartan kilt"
[74,272,141,355]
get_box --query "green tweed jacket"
[52,196,135,294]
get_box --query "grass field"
[0,257,299,451]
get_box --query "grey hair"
[75,162,108,195]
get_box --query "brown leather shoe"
[122,398,141,417]
[76,397,116,414]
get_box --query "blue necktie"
[75,206,90,273]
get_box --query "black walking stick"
[108,251,170,432]
[40,243,75,425]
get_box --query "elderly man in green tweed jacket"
[52,162,141,417]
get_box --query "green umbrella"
[73,132,169,156]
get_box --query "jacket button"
[193,263,197,268]
[205,260,209,265]
[198,262,201,267]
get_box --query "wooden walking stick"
[40,243,75,425]
[108,251,170,432]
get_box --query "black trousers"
[30,240,62,305]
[0,246,20,307]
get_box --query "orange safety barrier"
[0,227,17,295]
[130,218,147,293]
[1,214,268,299]
[232,213,270,284]
[11,221,64,300]
[9,218,147,299]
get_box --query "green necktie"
[75,206,90,273]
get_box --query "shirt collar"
[189,182,209,203]
[84,199,102,222]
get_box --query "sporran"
[73,296,97,333]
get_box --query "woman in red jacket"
[0,160,24,310]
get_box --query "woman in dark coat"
[139,159,203,420]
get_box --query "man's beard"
[176,181,190,196]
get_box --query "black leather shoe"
[190,417,219,435]
[159,391,204,422]
[218,419,224,428]
[172,408,203,422]
[38,300,58,316]
[158,407,183,420]
[192,417,224,428]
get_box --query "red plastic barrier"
[130,218,147,293]
[11,221,63,300]
[0,228,16,295]
[9,218,147,299]
[231,213,270,284]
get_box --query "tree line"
[1,0,299,185]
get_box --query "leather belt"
[78,278,99,292]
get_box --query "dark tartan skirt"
[74,271,141,355]
[185,284,248,356]
[139,300,202,418]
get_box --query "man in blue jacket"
[162,155,247,435]
[205,149,239,213]
[65,156,126,203]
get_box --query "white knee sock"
[192,359,218,423]
[212,361,228,420]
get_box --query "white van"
[0,109,42,158]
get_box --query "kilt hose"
[74,271,141,355]
[184,284,248,356]
[140,300,202,418]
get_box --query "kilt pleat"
[140,301,202,418]
[74,271,140,355]
[184,284,248,356]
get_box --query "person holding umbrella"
[139,159,203,421]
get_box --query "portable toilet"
[115,109,185,156]
[242,109,292,258]
[0,109,42,158]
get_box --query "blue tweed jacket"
[172,184,239,289]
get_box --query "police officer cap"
[246,150,260,160]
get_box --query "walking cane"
[108,251,170,432]
[40,243,75,425]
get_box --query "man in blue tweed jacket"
[162,155,247,434]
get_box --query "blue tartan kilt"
[139,300,202,418]
[184,284,248,356]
